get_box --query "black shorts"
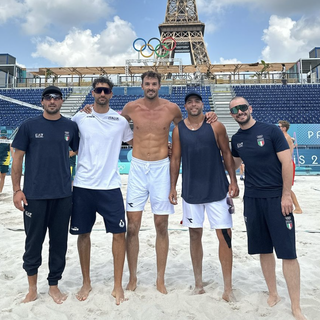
[0,165,9,174]
[70,187,126,234]
[243,196,297,259]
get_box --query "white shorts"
[182,194,233,229]
[126,157,174,215]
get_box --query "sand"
[0,174,319,320]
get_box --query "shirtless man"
[121,71,182,294]
[122,71,215,294]
[278,120,302,214]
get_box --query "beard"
[235,112,251,125]
[44,105,60,115]
[95,96,109,106]
[145,90,157,100]
[188,108,203,117]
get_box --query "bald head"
[229,96,249,108]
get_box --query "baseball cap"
[42,86,62,98]
[184,92,202,103]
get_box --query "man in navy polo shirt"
[229,96,306,320]
[11,86,79,304]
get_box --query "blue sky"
[1,0,320,69]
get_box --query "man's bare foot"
[22,288,37,303]
[48,286,67,304]
[293,209,303,214]
[111,287,127,305]
[192,286,205,295]
[292,308,308,320]
[126,277,137,291]
[267,293,281,307]
[76,284,92,301]
[156,279,167,294]
[222,290,236,302]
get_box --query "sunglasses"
[227,196,235,214]
[43,94,62,101]
[93,87,112,94]
[230,104,249,114]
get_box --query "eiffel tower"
[158,0,210,65]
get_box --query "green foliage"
[252,60,271,78]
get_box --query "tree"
[252,60,271,82]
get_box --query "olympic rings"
[162,37,176,51]
[147,37,161,52]
[133,38,146,52]
[140,43,155,58]
[133,37,177,58]
[155,43,170,58]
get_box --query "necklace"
[186,118,204,131]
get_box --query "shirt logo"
[257,135,265,147]
[108,116,119,121]
[64,131,70,141]
[237,142,243,148]
[35,133,44,138]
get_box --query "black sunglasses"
[93,87,112,94]
[230,104,249,114]
[42,94,62,101]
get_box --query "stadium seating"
[2,84,320,131]
[232,84,320,124]
[1,84,320,173]
[78,85,212,116]
[0,88,73,130]
[0,100,42,130]
[0,88,73,107]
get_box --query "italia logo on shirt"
[257,135,265,147]
[108,116,119,121]
[64,131,70,141]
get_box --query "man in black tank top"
[169,92,239,301]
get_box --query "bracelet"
[13,189,21,195]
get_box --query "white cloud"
[32,16,137,67]
[197,0,251,14]
[255,0,320,15]
[204,21,217,34]
[197,0,320,16]
[261,15,320,62]
[1,0,114,35]
[0,0,25,23]
[16,62,26,69]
